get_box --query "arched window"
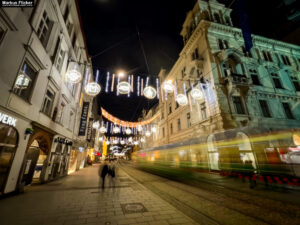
[214,13,221,23]
[202,10,210,21]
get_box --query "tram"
[134,128,300,184]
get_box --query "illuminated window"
[41,89,55,116]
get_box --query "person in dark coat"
[99,162,108,188]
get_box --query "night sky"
[78,0,297,122]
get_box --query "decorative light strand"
[95,70,100,83]
[141,78,144,96]
[137,76,140,96]
[117,76,120,96]
[131,75,134,92]
[174,80,178,97]
[105,72,110,93]
[156,78,160,100]
[84,69,89,87]
[128,76,131,97]
[146,76,149,87]
[183,82,187,96]
[111,74,115,92]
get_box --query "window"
[187,112,191,128]
[282,102,294,119]
[161,112,164,120]
[249,69,261,85]
[168,103,172,114]
[242,47,252,58]
[191,48,199,60]
[291,76,300,92]
[218,39,228,50]
[181,67,186,78]
[13,61,37,101]
[225,17,231,25]
[214,13,221,23]
[41,89,55,116]
[54,46,65,72]
[162,127,165,138]
[37,11,53,47]
[177,119,181,131]
[201,103,207,119]
[233,96,246,114]
[175,101,179,109]
[69,111,74,129]
[218,39,224,50]
[262,51,273,62]
[58,102,65,124]
[271,73,283,89]
[170,123,173,135]
[0,26,6,44]
[259,100,271,118]
[281,55,291,66]
[66,19,73,37]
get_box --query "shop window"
[186,112,191,128]
[201,103,207,120]
[249,69,261,85]
[233,96,246,114]
[290,76,300,92]
[177,118,181,131]
[0,124,18,192]
[41,89,55,116]
[259,100,272,118]
[13,61,37,101]
[37,10,53,48]
[271,73,283,89]
[282,102,294,119]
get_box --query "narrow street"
[1,163,300,225]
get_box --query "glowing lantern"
[113,139,119,144]
[125,128,132,135]
[113,126,120,134]
[65,61,82,84]
[134,141,139,145]
[190,88,204,100]
[92,121,100,129]
[106,141,110,145]
[117,81,131,94]
[137,125,143,132]
[85,82,101,96]
[151,126,157,133]
[162,80,174,93]
[99,126,107,134]
[176,94,188,106]
[99,137,103,142]
[143,86,157,99]
[120,140,125,145]
[128,137,133,142]
[145,131,151,137]
[140,137,145,143]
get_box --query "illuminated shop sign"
[0,112,17,127]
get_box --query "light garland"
[137,76,140,96]
[117,81,131,95]
[105,72,110,93]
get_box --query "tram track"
[121,163,300,225]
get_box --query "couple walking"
[99,160,116,188]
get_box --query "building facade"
[140,0,300,171]
[0,0,95,195]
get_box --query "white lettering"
[0,112,17,127]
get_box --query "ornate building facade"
[0,0,95,195]
[141,0,300,159]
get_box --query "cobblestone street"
[0,163,197,225]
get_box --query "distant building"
[140,0,300,170]
[0,0,95,195]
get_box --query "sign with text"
[86,118,93,142]
[1,0,34,7]
[78,102,89,136]
[0,112,17,126]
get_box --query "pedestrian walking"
[108,160,116,187]
[99,161,108,188]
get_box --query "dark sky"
[78,0,297,122]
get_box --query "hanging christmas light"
[111,74,115,92]
[156,78,160,100]
[116,75,121,96]
[99,137,103,142]
[113,139,119,144]
[176,94,188,106]
[131,75,134,92]
[106,141,110,145]
[137,76,140,96]
[85,82,101,96]
[134,141,139,145]
[65,61,82,84]
[145,130,151,137]
[105,72,110,93]
[117,81,131,95]
[151,126,157,133]
[143,86,157,99]
[99,126,107,134]
[92,121,100,129]
[120,140,125,145]
[128,137,133,142]
[113,126,120,134]
[141,78,144,96]
[137,125,143,132]
[162,80,174,93]
[125,128,132,135]
[140,137,145,143]
[190,88,204,100]
[128,76,131,97]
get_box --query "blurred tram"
[134,128,300,183]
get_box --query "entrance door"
[22,144,40,185]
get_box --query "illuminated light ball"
[176,94,188,106]
[140,137,145,143]
[113,139,119,144]
[65,61,82,84]
[92,121,100,129]
[15,74,30,89]
[190,88,204,100]
[128,137,133,142]
[125,128,132,135]
[143,86,157,99]
[151,126,157,133]
[120,140,125,145]
[113,126,120,134]
[145,131,151,137]
[134,141,139,145]
[117,81,131,94]
[85,82,101,96]
[99,126,107,134]
[137,125,143,132]
[98,137,103,142]
[162,80,174,93]
[105,141,110,145]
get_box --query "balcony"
[225,73,249,86]
[187,58,204,79]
